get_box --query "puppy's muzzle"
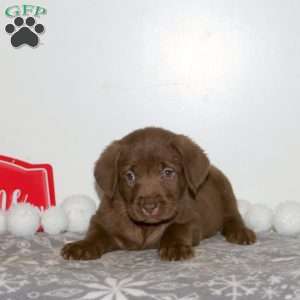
[138,197,160,217]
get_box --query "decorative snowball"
[273,202,300,236]
[237,200,252,219]
[7,203,40,237]
[41,206,68,234]
[62,195,97,233]
[244,204,273,233]
[0,210,7,234]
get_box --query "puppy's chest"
[114,223,168,250]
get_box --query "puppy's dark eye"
[161,168,176,179]
[125,170,135,185]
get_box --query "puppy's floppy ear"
[94,141,121,199]
[171,134,210,195]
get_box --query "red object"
[0,155,56,211]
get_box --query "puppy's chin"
[127,207,177,225]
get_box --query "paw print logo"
[5,17,45,48]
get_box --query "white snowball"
[41,206,68,234]
[244,204,273,233]
[0,210,7,234]
[273,202,300,236]
[62,195,97,233]
[237,200,252,219]
[7,203,40,237]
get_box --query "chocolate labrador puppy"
[61,127,255,261]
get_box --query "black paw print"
[5,17,45,48]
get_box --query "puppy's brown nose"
[142,202,159,216]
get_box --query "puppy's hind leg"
[222,215,256,245]
[215,169,256,245]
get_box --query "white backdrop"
[1,0,299,207]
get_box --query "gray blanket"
[0,232,299,300]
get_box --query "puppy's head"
[94,128,209,224]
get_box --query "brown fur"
[61,127,256,261]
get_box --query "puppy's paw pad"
[225,227,256,245]
[61,240,103,260]
[159,244,194,261]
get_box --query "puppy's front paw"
[225,226,256,245]
[61,240,104,260]
[159,244,194,261]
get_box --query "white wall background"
[1,0,299,207]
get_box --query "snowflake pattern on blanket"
[0,232,300,300]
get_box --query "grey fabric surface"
[0,232,299,300]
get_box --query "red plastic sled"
[0,155,56,211]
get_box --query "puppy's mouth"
[129,212,177,226]
[141,205,160,218]
[128,203,177,225]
